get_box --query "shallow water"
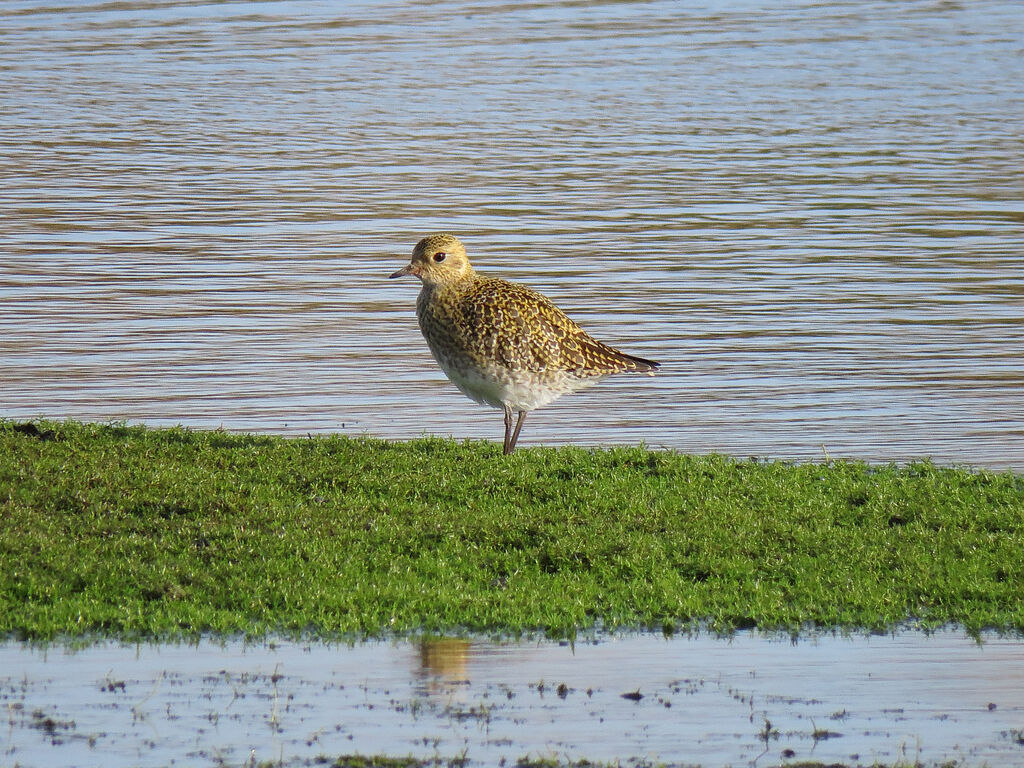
[2,1,1023,469]
[3,630,1023,767]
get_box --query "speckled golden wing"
[458,278,659,377]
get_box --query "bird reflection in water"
[416,637,472,697]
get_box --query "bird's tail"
[621,353,660,374]
[574,335,661,376]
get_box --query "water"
[2,1,1023,468]
[3,630,1023,767]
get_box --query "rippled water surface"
[2,1,1023,467]
[4,630,1024,767]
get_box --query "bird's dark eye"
[432,252,447,262]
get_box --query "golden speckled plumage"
[420,276,654,377]
[390,233,659,454]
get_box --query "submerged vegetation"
[1,420,1022,641]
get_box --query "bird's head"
[390,233,474,287]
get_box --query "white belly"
[436,355,601,413]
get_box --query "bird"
[390,233,659,454]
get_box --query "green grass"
[269,755,983,768]
[1,420,1022,641]
[263,756,974,768]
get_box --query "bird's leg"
[507,411,527,454]
[503,405,514,454]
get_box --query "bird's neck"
[419,271,475,296]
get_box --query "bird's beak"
[389,263,418,279]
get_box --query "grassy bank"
[1,420,1022,641]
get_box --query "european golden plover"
[390,233,659,454]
